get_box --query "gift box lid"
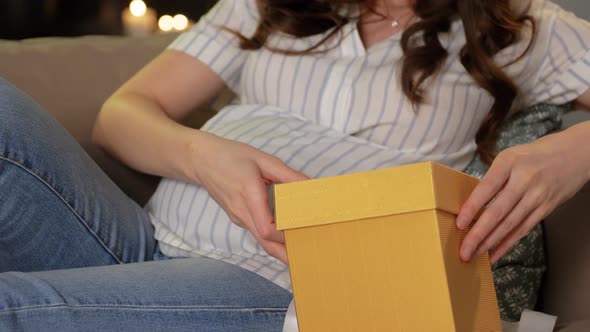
[275,161,479,231]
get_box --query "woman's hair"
[233,0,535,164]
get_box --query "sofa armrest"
[542,183,590,327]
[540,110,590,329]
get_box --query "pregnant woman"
[1,0,589,330]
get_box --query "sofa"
[0,33,588,331]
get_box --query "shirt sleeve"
[167,0,259,92]
[525,2,590,105]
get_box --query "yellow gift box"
[275,162,501,332]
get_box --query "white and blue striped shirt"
[146,0,590,290]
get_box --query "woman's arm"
[457,88,590,263]
[92,49,225,182]
[92,50,306,264]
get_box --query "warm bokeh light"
[172,14,189,31]
[158,15,174,32]
[129,0,147,17]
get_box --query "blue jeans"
[0,79,291,331]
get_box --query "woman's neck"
[370,0,414,13]
[358,0,416,49]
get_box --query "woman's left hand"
[456,122,590,263]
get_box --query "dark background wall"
[0,0,217,39]
[0,1,588,40]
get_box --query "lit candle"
[158,15,174,32]
[122,0,157,36]
[172,14,189,31]
[159,14,193,33]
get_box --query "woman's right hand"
[189,131,308,264]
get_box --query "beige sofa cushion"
[0,34,214,205]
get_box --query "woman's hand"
[456,121,590,263]
[190,132,308,264]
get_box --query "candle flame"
[172,14,189,31]
[158,15,174,32]
[129,0,147,17]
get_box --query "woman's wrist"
[181,129,213,185]
[562,120,590,182]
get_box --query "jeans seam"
[0,303,288,314]
[0,156,124,264]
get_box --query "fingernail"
[456,215,463,226]
[460,245,473,262]
[456,217,468,230]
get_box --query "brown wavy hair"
[233,0,535,164]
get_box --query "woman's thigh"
[0,257,292,332]
[0,78,155,272]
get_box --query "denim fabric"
[0,78,291,331]
[0,258,292,332]
[0,78,155,271]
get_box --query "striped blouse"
[146,0,590,290]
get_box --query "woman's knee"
[0,78,74,163]
[0,78,50,130]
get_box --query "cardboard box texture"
[275,162,501,332]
